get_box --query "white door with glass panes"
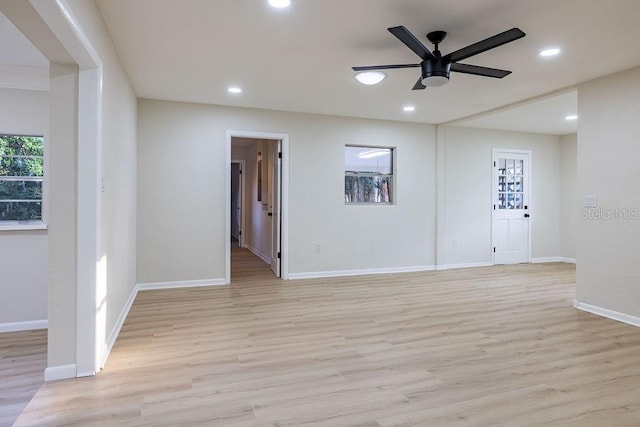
[492,150,530,264]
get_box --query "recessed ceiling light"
[565,115,578,121]
[403,106,416,112]
[539,47,561,57]
[227,86,242,94]
[354,71,386,85]
[268,0,290,8]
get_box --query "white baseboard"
[246,245,271,264]
[574,300,640,328]
[136,278,226,291]
[44,364,76,382]
[0,319,47,333]
[532,257,576,264]
[436,262,493,271]
[101,283,139,370]
[289,265,436,280]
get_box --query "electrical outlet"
[315,243,322,252]
[452,239,458,248]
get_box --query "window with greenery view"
[0,134,44,222]
[345,145,393,204]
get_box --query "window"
[0,134,44,222]
[345,145,393,204]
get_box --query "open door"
[230,162,242,246]
[270,140,282,277]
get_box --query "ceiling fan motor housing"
[421,59,451,86]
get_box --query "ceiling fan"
[352,26,526,89]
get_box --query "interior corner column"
[47,62,79,379]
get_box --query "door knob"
[524,213,530,218]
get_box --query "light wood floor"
[0,329,46,427]
[8,249,640,426]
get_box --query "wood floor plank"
[5,250,640,426]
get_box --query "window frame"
[0,133,46,230]
[344,144,395,205]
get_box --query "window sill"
[0,222,48,231]
[345,203,396,207]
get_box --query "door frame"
[491,148,533,265]
[226,130,289,283]
[230,159,246,247]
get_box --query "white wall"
[0,87,48,328]
[137,99,437,282]
[439,126,561,266]
[559,133,577,260]
[577,66,640,319]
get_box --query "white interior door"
[270,140,282,277]
[230,162,241,241]
[493,151,530,264]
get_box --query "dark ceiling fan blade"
[444,28,525,63]
[412,77,426,90]
[450,63,512,78]
[352,64,421,71]
[388,26,436,61]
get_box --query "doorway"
[492,149,531,264]
[226,131,289,283]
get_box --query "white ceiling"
[456,90,578,135]
[0,10,47,67]
[94,0,640,132]
[3,2,640,134]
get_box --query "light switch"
[584,195,597,207]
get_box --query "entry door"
[493,151,530,264]
[270,140,282,277]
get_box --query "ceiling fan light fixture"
[421,60,451,87]
[422,75,449,87]
[354,71,387,85]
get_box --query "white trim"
[531,257,576,264]
[289,265,436,280]
[574,300,640,328]
[99,283,138,371]
[436,262,493,271]
[0,223,48,231]
[246,245,271,264]
[44,364,76,382]
[137,279,227,291]
[0,320,48,333]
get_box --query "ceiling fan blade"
[388,26,436,61]
[412,77,426,90]
[444,28,525,63]
[352,64,421,71]
[450,63,512,78]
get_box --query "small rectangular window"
[0,134,44,222]
[345,145,393,204]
